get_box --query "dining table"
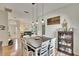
[23,36,52,56]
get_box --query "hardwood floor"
[0,39,22,56]
[0,38,78,56]
[3,46,12,56]
[0,38,25,56]
[0,45,20,56]
[0,45,71,56]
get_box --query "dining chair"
[40,40,50,56]
[23,36,34,56]
[49,38,56,56]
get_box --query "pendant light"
[31,3,35,34]
[35,3,38,25]
[32,3,35,25]
[42,3,45,24]
[42,3,45,36]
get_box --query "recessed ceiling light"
[24,11,29,13]
[32,3,35,5]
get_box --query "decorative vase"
[62,19,68,31]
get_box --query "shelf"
[59,38,72,40]
[58,49,73,56]
[59,41,72,45]
[58,44,72,49]
[58,31,73,34]
[59,39,72,43]
[58,31,73,56]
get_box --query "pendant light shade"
[36,20,38,24]
[42,19,44,23]
[32,21,34,25]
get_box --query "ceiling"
[0,3,71,21]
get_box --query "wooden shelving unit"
[58,31,73,56]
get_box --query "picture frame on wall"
[47,16,60,25]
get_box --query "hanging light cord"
[36,4,38,22]
[32,3,35,23]
[42,3,44,20]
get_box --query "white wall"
[0,10,9,46]
[38,4,79,55]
